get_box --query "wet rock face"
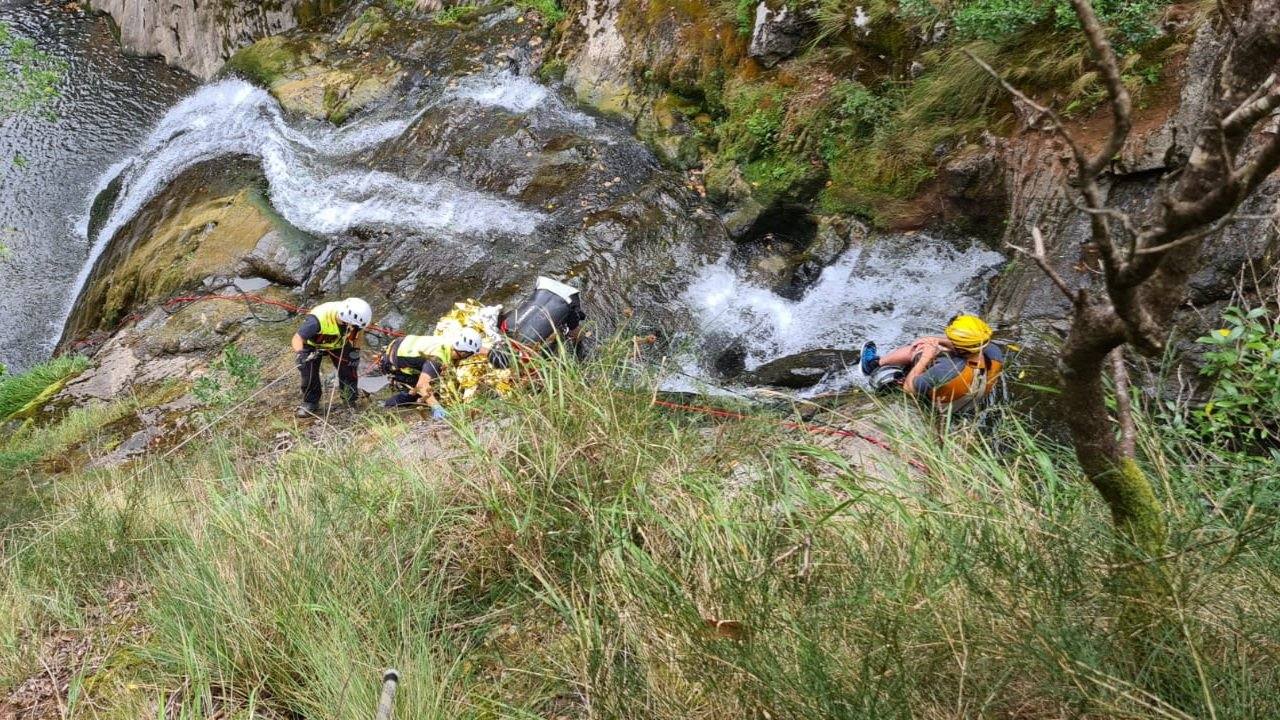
[986,20,1279,344]
[89,0,342,79]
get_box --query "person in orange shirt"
[860,314,1004,413]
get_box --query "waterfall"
[64,77,547,331]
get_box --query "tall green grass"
[0,355,88,420]
[1,346,1277,718]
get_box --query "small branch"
[1223,73,1280,134]
[1134,213,1235,255]
[962,49,1090,171]
[1075,203,1141,260]
[1111,348,1136,459]
[1008,226,1076,301]
[1068,0,1133,176]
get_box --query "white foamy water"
[446,72,597,129]
[682,235,1005,392]
[66,78,544,327]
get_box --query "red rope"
[651,399,928,472]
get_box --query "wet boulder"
[739,349,863,389]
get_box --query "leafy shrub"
[0,355,89,420]
[1194,306,1280,452]
[953,0,1047,42]
[941,0,1167,52]
[193,345,262,411]
[825,81,897,145]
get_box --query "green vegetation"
[1192,306,1280,453]
[0,355,89,421]
[1,340,1277,717]
[618,0,1183,224]
[0,398,135,476]
[434,3,482,25]
[515,0,566,23]
[192,344,263,412]
[0,21,66,120]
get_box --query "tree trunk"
[1060,306,1168,609]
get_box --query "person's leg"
[878,345,918,367]
[334,349,360,405]
[383,372,422,408]
[300,351,323,405]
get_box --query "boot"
[296,401,319,418]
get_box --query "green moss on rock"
[338,7,391,46]
[224,36,324,87]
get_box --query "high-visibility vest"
[930,351,1003,412]
[304,301,351,350]
[395,335,454,364]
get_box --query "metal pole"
[375,668,400,720]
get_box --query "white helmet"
[337,297,373,328]
[451,327,483,355]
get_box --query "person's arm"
[902,339,942,396]
[412,361,444,407]
[293,315,320,353]
[414,373,438,406]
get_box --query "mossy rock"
[338,6,391,46]
[95,190,273,329]
[635,93,703,168]
[224,36,326,87]
[271,58,404,124]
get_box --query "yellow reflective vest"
[304,301,353,350]
[395,335,454,364]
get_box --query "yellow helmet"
[945,314,993,352]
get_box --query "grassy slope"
[1,348,1277,719]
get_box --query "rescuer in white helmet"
[290,297,373,417]
[377,327,489,420]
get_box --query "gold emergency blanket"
[431,300,514,402]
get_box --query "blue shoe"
[860,341,879,375]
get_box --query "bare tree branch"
[1009,226,1077,301]
[1134,213,1236,255]
[1068,0,1132,176]
[962,49,1090,171]
[1111,348,1136,459]
[1223,73,1279,134]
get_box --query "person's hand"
[295,350,317,367]
[431,405,448,421]
[911,338,941,366]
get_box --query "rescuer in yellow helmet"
[859,314,1004,413]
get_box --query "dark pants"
[300,348,359,405]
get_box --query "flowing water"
[0,0,194,371]
[679,235,1006,395]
